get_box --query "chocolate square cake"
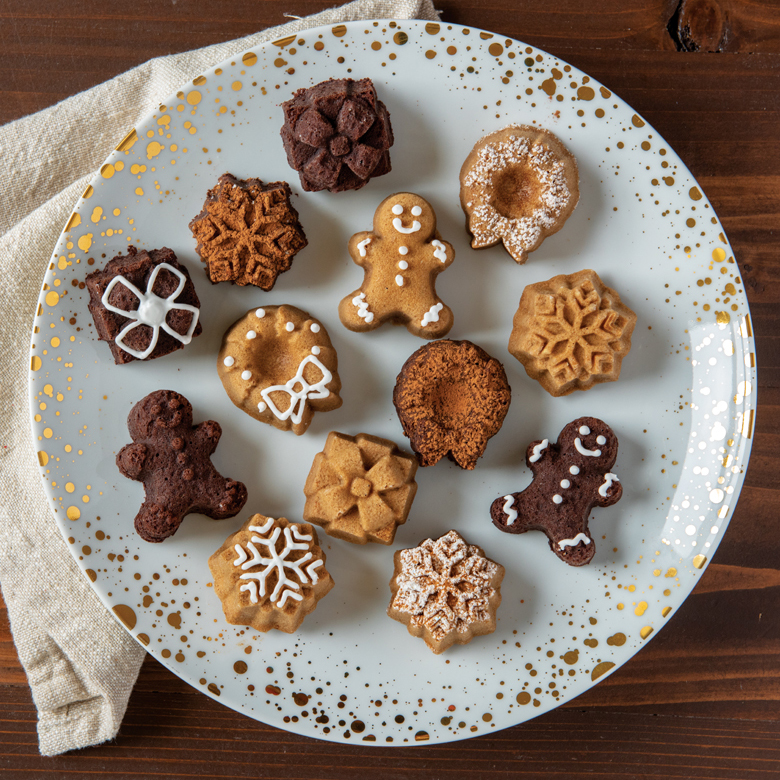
[85,246,202,365]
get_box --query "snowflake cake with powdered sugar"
[388,530,504,654]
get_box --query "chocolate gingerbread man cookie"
[117,390,248,543]
[338,193,454,339]
[490,417,622,566]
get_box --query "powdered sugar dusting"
[462,133,573,262]
[391,530,500,641]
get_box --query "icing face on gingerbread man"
[338,192,455,339]
[489,417,622,566]
[116,390,248,542]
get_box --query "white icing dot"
[257,402,267,413]
[311,346,321,355]
[579,425,590,435]
[310,323,320,333]
[685,525,696,536]
[392,204,403,215]
[560,479,571,489]
[569,465,580,475]
[286,322,294,332]
[223,356,235,367]
[411,205,422,216]
[596,435,606,445]
[395,274,404,287]
[398,260,409,270]
[241,370,252,380]
[246,330,257,340]
[255,308,265,318]
[398,246,409,255]
[552,495,563,505]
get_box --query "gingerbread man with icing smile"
[489,416,622,566]
[338,193,455,339]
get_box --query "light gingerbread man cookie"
[338,193,455,339]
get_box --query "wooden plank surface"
[1,1,779,777]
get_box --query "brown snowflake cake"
[280,77,393,193]
[509,268,636,396]
[189,173,307,289]
[388,530,504,654]
[303,431,418,545]
[209,514,334,633]
[460,125,579,264]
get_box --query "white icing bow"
[101,262,199,360]
[260,352,332,425]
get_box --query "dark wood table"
[2,1,778,777]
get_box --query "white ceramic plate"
[29,20,756,745]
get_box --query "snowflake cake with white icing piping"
[209,514,334,633]
[388,530,504,654]
[217,304,342,436]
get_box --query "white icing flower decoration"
[101,262,200,360]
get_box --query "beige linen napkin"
[0,0,439,756]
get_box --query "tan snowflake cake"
[509,269,636,396]
[209,514,334,633]
[460,125,579,264]
[217,304,342,435]
[388,530,504,654]
[303,431,418,545]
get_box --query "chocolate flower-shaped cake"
[303,432,418,544]
[189,173,307,290]
[280,78,394,193]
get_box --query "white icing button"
[255,308,265,318]
[257,402,267,413]
[560,479,571,489]
[398,260,409,270]
[392,204,403,215]
[310,323,320,333]
[579,425,590,436]
[246,330,257,340]
[399,246,409,255]
[553,495,563,504]
[286,322,294,332]
[241,370,252,380]
[311,346,321,355]
[597,435,607,445]
[395,274,404,287]
[411,205,422,216]
[223,356,235,367]
[569,465,580,475]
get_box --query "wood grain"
[1,0,779,777]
